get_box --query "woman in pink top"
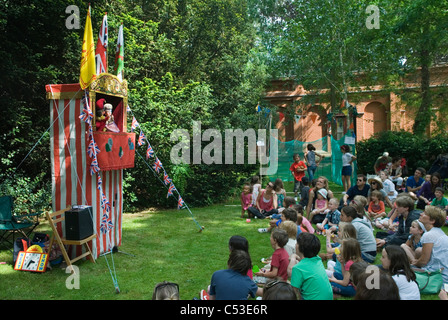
[247,182,278,219]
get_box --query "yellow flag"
[79,5,96,90]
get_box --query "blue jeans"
[361,251,377,264]
[307,165,317,181]
[331,272,356,297]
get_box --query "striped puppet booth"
[45,73,135,258]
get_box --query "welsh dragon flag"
[95,13,108,75]
[114,23,124,81]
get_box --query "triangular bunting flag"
[178,196,184,209]
[138,131,145,146]
[163,172,172,186]
[153,157,162,173]
[167,184,176,198]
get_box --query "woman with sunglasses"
[247,182,278,219]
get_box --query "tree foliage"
[356,131,448,175]
[0,0,269,210]
[390,0,448,136]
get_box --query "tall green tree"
[251,0,382,110]
[390,0,448,136]
[0,0,83,179]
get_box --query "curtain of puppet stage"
[48,88,123,258]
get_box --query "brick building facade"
[265,64,448,145]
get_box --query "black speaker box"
[65,206,94,240]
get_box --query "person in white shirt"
[379,170,398,204]
[381,245,420,300]
[413,205,448,284]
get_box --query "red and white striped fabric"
[46,83,122,258]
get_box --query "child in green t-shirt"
[431,187,448,211]
[288,232,333,300]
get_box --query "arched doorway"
[364,102,387,139]
[295,105,327,142]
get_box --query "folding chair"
[46,208,96,273]
[0,195,41,252]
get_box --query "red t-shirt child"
[270,247,290,281]
[290,161,307,182]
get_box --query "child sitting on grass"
[329,238,363,297]
[321,221,357,262]
[229,235,253,279]
[279,220,298,257]
[250,175,261,207]
[288,232,333,300]
[274,178,287,211]
[316,198,341,234]
[279,196,296,213]
[380,245,420,300]
[368,190,386,220]
[292,204,314,234]
[258,207,297,233]
[254,229,290,283]
[400,219,426,264]
[209,250,263,300]
[309,188,328,223]
[431,187,448,213]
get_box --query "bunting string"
[79,90,114,234]
[127,105,203,231]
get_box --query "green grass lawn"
[0,181,444,300]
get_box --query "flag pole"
[105,12,108,73]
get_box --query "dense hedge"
[356,131,448,175]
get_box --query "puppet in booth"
[104,103,120,133]
[95,98,107,132]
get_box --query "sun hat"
[368,176,383,189]
[318,188,328,198]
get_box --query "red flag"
[95,13,108,75]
